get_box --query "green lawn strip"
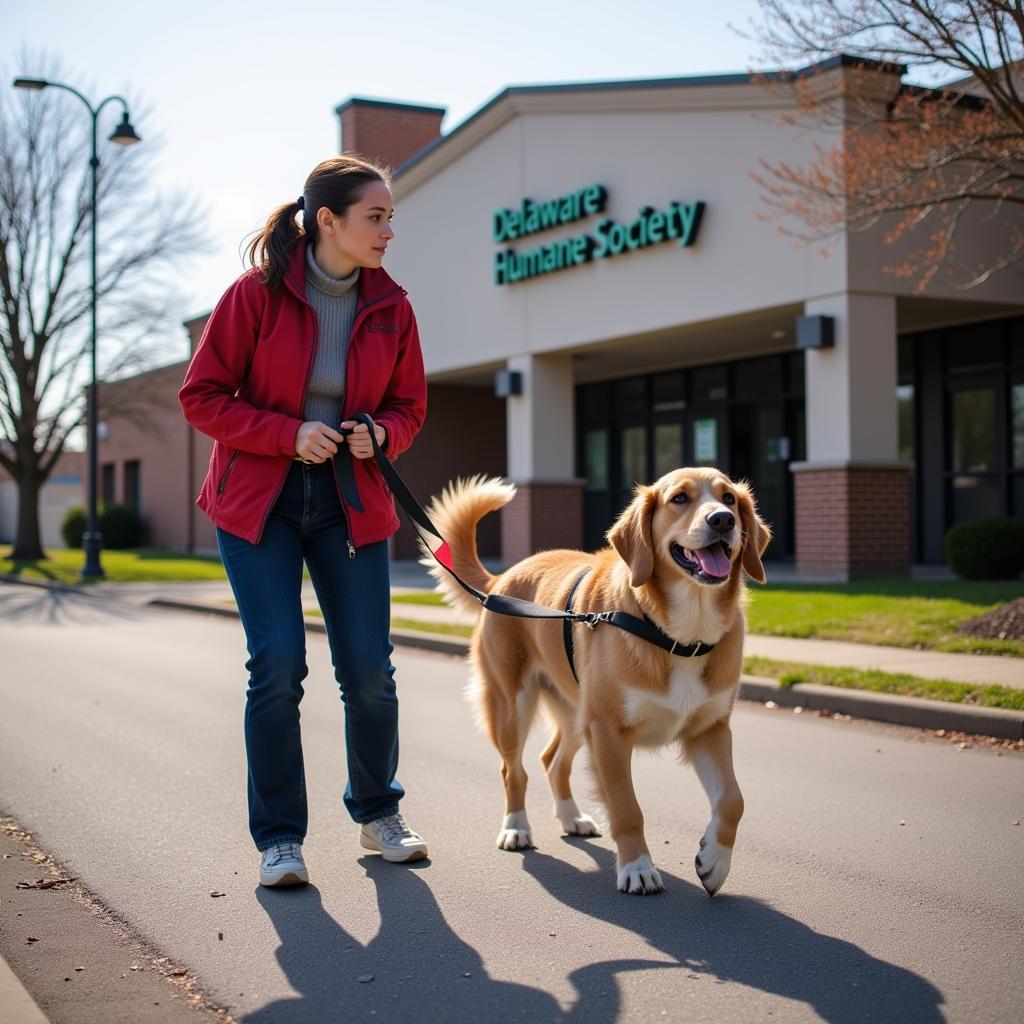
[391,592,446,606]
[302,606,473,639]
[746,581,1024,657]
[744,656,1024,712]
[1,547,226,583]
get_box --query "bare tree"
[743,1,1024,289]
[0,55,206,560]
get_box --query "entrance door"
[729,402,793,558]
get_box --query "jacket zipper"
[253,278,406,550]
[334,285,405,558]
[216,451,241,496]
[253,302,323,545]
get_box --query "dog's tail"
[418,475,516,617]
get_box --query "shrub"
[100,504,144,550]
[60,505,87,549]
[945,517,1024,581]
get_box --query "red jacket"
[179,242,426,548]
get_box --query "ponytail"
[244,155,391,291]
[244,200,303,292]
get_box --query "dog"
[421,467,770,896]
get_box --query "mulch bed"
[958,597,1024,643]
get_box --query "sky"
[4,0,778,359]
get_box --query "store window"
[621,426,646,487]
[691,364,728,403]
[951,389,996,472]
[652,372,685,412]
[614,377,647,417]
[583,430,608,491]
[897,385,915,464]
[1013,384,1024,469]
[654,423,682,476]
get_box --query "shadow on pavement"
[0,585,144,625]
[520,838,946,1024]
[244,860,668,1024]
[241,841,944,1024]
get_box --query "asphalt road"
[1,584,1022,1023]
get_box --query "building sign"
[492,184,704,286]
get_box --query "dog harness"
[562,567,716,684]
[347,412,718,667]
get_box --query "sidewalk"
[3,568,1023,739]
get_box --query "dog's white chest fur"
[622,660,732,747]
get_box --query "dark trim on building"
[334,96,447,117]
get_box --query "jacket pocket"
[216,450,241,497]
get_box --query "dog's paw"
[554,799,601,837]
[616,855,664,895]
[695,832,733,897]
[496,811,533,851]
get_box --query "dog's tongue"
[693,544,731,578]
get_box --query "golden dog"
[422,467,770,895]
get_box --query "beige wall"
[388,71,1023,382]
[388,83,851,377]
[0,450,84,549]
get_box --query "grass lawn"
[744,656,1024,712]
[0,547,226,583]
[395,580,1024,656]
[745,580,1024,657]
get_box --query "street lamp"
[13,77,141,579]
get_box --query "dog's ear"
[607,486,657,587]
[736,484,771,584]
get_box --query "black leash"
[347,413,716,664]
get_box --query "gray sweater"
[303,246,360,427]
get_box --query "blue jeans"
[217,460,404,851]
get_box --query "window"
[124,460,141,512]
[621,426,646,487]
[1013,384,1024,469]
[652,372,685,412]
[897,385,914,464]
[951,389,996,473]
[691,364,728,403]
[583,430,608,491]
[613,378,647,417]
[101,464,116,506]
[654,423,682,476]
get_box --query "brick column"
[795,292,911,577]
[793,463,911,578]
[500,481,584,566]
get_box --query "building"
[94,315,215,552]
[97,57,1024,574]
[0,450,84,550]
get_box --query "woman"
[180,155,428,887]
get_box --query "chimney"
[183,313,211,355]
[334,97,445,172]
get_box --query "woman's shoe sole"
[259,869,309,887]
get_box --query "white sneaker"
[259,841,309,887]
[359,813,429,863]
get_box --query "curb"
[149,596,1024,741]
[738,675,1024,741]
[0,953,50,1024]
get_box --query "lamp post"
[12,77,141,579]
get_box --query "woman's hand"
[340,420,387,459]
[295,421,344,463]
